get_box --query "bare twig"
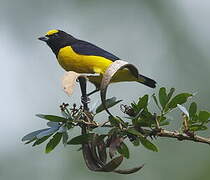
[156,129,210,145]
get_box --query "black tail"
[138,74,156,88]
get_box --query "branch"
[156,129,210,145]
[78,76,89,111]
[75,117,210,146]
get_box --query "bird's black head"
[38,29,78,55]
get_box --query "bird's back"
[70,40,120,61]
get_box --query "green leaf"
[127,128,143,137]
[108,127,119,136]
[159,87,168,109]
[159,116,166,122]
[96,97,122,114]
[132,138,140,146]
[152,94,161,110]
[22,128,49,141]
[190,114,199,123]
[134,109,154,127]
[33,135,52,146]
[24,138,36,144]
[58,125,67,133]
[127,128,158,152]
[131,102,139,114]
[139,136,158,152]
[167,88,175,101]
[67,133,94,145]
[189,102,197,118]
[36,127,59,139]
[168,93,192,109]
[116,116,128,127]
[198,111,210,123]
[159,120,170,126]
[36,114,67,122]
[141,108,153,119]
[47,122,60,127]
[137,95,149,109]
[117,142,129,159]
[189,124,208,131]
[45,133,62,153]
[109,116,121,127]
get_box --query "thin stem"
[87,89,100,96]
[154,113,160,129]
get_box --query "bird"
[38,29,156,89]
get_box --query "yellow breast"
[57,46,113,74]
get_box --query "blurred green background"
[1,0,210,179]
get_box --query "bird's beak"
[38,36,49,42]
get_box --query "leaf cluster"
[22,87,210,173]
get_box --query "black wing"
[71,40,120,61]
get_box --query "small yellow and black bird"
[38,29,156,88]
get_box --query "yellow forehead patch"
[46,29,59,36]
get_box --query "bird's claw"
[81,96,90,104]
